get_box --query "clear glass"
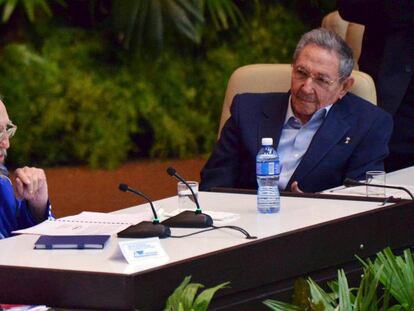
[177,181,199,210]
[366,170,386,197]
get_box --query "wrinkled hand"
[15,166,49,220]
[290,181,304,193]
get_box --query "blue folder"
[34,235,110,249]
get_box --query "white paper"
[322,184,414,200]
[59,211,152,224]
[12,211,153,236]
[118,237,169,266]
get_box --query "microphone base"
[162,210,213,228]
[117,221,171,239]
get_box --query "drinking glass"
[177,181,198,210]
[366,170,386,197]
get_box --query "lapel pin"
[344,137,351,144]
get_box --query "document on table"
[13,211,154,236]
[322,184,414,200]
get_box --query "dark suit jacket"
[200,92,393,193]
[337,0,414,115]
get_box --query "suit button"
[405,65,412,73]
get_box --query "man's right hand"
[15,166,49,221]
[290,181,304,193]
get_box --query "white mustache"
[297,91,317,102]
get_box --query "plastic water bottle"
[256,137,280,213]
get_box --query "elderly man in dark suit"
[200,28,393,193]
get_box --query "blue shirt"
[278,98,332,190]
[0,172,51,239]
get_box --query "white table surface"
[323,166,414,198]
[0,191,390,275]
[386,166,414,185]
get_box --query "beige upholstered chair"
[321,11,349,40]
[218,64,377,137]
[345,23,364,70]
[321,11,364,70]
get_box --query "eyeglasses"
[292,65,343,90]
[0,121,17,141]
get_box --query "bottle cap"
[261,137,273,146]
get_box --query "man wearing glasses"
[0,100,51,238]
[200,28,393,193]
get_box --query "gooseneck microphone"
[163,167,213,228]
[343,178,414,200]
[119,183,160,222]
[166,167,202,213]
[117,183,171,238]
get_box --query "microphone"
[343,178,414,200]
[166,167,202,213]
[162,167,213,228]
[117,183,171,238]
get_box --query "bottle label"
[256,161,280,176]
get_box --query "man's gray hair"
[293,28,354,80]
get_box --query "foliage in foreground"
[164,276,229,311]
[264,247,414,311]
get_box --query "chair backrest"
[321,10,365,70]
[345,22,364,70]
[321,11,349,40]
[218,64,377,137]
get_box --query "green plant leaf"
[371,248,414,307]
[165,0,201,44]
[164,276,228,311]
[337,270,352,310]
[1,0,62,23]
[22,0,35,21]
[112,0,203,51]
[205,0,244,30]
[263,299,303,311]
[192,281,229,311]
[2,0,17,22]
[165,276,193,311]
[308,278,336,310]
[180,282,204,310]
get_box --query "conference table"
[0,169,414,310]
[386,165,414,185]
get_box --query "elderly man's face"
[290,43,353,124]
[0,101,10,163]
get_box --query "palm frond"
[204,0,244,30]
[112,0,204,51]
[0,0,62,23]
